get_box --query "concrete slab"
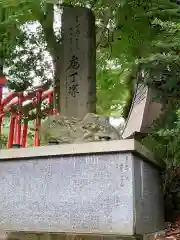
[0,140,164,235]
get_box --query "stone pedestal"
[0,139,164,237]
[60,7,96,118]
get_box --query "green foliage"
[1,0,180,154]
[97,68,126,115]
[0,134,8,148]
[141,109,180,220]
[0,0,178,108]
[142,109,180,166]
[6,24,53,91]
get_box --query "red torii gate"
[0,76,57,148]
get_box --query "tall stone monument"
[40,6,120,145]
[60,7,96,118]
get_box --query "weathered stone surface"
[0,152,164,234]
[60,7,96,118]
[40,113,121,145]
[0,232,8,240]
[122,82,162,139]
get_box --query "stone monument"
[40,6,119,145]
[122,81,162,139]
[40,113,121,145]
[0,6,165,240]
[60,6,96,118]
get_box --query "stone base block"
[0,140,165,236]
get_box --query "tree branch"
[90,0,98,9]
[96,0,117,49]
[38,3,57,59]
[0,7,6,75]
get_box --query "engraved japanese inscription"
[66,55,80,98]
[0,153,133,235]
[122,83,148,138]
[60,7,96,118]
[122,81,163,138]
[133,84,148,106]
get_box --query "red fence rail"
[0,81,56,148]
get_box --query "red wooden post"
[8,113,16,148]
[21,120,28,148]
[34,87,43,147]
[14,92,23,146]
[48,92,53,115]
[0,86,3,136]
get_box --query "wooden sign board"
[122,82,162,139]
[60,7,96,118]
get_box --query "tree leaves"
[0,0,180,115]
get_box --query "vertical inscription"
[116,156,130,187]
[104,196,113,230]
[63,154,132,232]
[60,7,96,118]
[66,15,81,99]
[75,16,80,50]
[122,82,148,138]
[65,26,73,109]
[69,27,73,51]
[66,55,80,98]
[133,84,148,106]
[0,154,133,234]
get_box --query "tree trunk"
[0,58,3,76]
[39,3,62,113]
[0,7,5,77]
